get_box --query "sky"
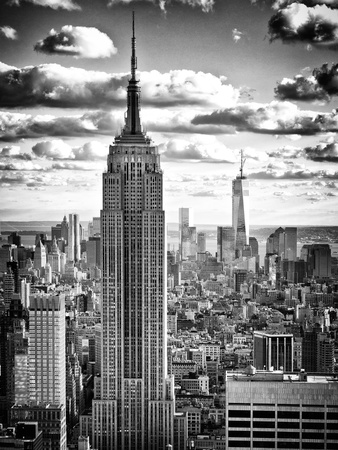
[0,0,338,226]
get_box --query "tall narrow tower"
[232,150,249,255]
[92,14,174,450]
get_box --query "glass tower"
[92,14,175,450]
[232,151,249,255]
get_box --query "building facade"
[91,16,174,450]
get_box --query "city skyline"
[0,0,338,225]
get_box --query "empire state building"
[92,15,175,450]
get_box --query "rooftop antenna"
[240,149,246,179]
[131,11,137,81]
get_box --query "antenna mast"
[240,149,246,179]
[131,11,137,80]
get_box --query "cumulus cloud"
[0,63,239,109]
[32,139,107,160]
[8,0,81,10]
[34,26,117,59]
[2,102,338,142]
[159,137,237,162]
[0,160,42,171]
[107,0,214,13]
[275,63,338,102]
[304,137,338,162]
[249,160,338,179]
[269,3,338,49]
[191,101,338,135]
[267,145,303,158]
[0,110,122,141]
[0,145,33,160]
[0,26,18,40]
[272,1,338,9]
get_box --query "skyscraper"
[92,15,174,450]
[29,293,66,406]
[232,151,249,255]
[68,214,80,262]
[284,226,297,260]
[179,207,192,260]
[217,226,235,263]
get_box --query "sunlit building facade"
[92,16,174,450]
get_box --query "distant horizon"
[0,220,337,230]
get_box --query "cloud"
[107,0,215,13]
[268,4,338,49]
[32,139,107,160]
[275,63,338,101]
[3,102,338,142]
[159,137,236,162]
[272,1,338,9]
[189,190,218,197]
[8,0,81,10]
[248,160,338,179]
[51,162,100,171]
[34,26,117,59]
[191,101,338,135]
[0,145,33,160]
[0,63,239,109]
[304,137,338,162]
[267,145,303,158]
[0,160,42,171]
[0,26,18,40]
[232,28,243,43]
[0,110,122,141]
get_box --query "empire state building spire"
[121,11,143,138]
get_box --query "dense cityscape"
[1,1,338,450]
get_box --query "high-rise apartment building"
[68,214,80,262]
[92,16,174,450]
[29,293,66,406]
[232,151,249,255]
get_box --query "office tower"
[33,239,46,270]
[197,232,206,253]
[217,226,235,263]
[249,236,258,256]
[307,243,331,278]
[8,232,21,247]
[92,16,174,450]
[88,217,101,237]
[302,328,334,373]
[197,232,206,262]
[48,237,61,273]
[225,370,338,450]
[52,216,68,242]
[68,214,80,262]
[87,236,101,268]
[233,269,247,293]
[284,226,297,260]
[232,151,249,255]
[0,245,12,272]
[179,207,192,260]
[265,226,284,255]
[253,331,294,371]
